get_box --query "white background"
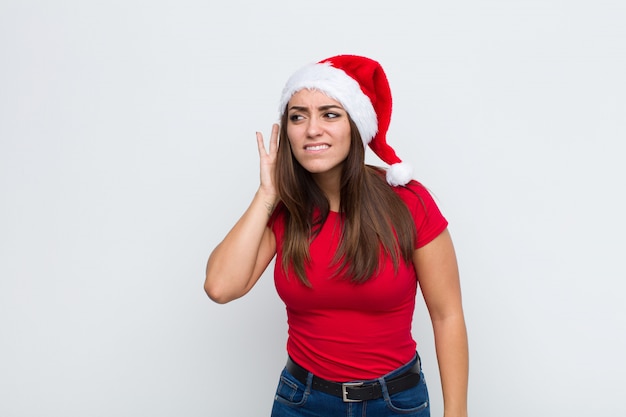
[1,1,625,416]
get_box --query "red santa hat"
[279,54,413,186]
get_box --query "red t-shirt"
[270,180,448,381]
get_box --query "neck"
[312,171,341,212]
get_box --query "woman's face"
[286,89,352,181]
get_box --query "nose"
[306,116,323,138]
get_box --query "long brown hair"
[274,112,416,286]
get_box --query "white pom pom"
[386,162,413,186]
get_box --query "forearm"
[432,314,469,417]
[204,188,277,303]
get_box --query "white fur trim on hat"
[279,62,378,145]
[386,162,413,186]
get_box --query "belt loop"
[305,369,314,393]
[377,374,391,402]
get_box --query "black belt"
[285,357,421,402]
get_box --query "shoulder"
[392,180,435,208]
[393,180,449,248]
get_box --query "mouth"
[304,144,330,151]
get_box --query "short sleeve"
[396,181,449,248]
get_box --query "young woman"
[205,55,468,417]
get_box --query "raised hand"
[256,123,279,201]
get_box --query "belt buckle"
[341,381,364,402]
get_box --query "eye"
[324,112,341,119]
[289,113,304,122]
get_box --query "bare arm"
[413,229,468,417]
[204,125,279,304]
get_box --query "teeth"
[306,144,329,151]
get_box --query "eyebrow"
[288,104,345,113]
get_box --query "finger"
[268,124,279,155]
[256,131,267,157]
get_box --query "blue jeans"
[270,353,430,417]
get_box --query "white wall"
[1,1,625,416]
